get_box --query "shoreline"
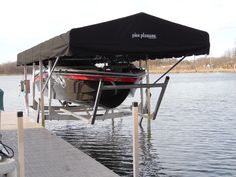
[0,69,235,76]
[149,68,236,74]
[0,73,23,76]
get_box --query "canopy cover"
[17,12,210,65]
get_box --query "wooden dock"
[0,112,119,177]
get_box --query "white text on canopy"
[132,32,157,39]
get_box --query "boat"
[35,62,145,108]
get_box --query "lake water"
[1,73,236,176]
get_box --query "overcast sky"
[0,0,236,64]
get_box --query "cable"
[153,56,186,84]
[0,140,14,159]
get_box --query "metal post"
[42,57,59,93]
[48,60,52,120]
[36,99,40,123]
[132,102,139,177]
[91,79,103,124]
[139,61,144,109]
[23,66,29,116]
[17,111,25,177]
[39,61,45,127]
[153,56,185,84]
[0,111,1,131]
[152,76,170,120]
[0,89,3,131]
[32,63,37,109]
[145,60,151,120]
[139,60,144,126]
[102,83,165,90]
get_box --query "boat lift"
[21,56,187,126]
[17,13,209,126]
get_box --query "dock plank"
[0,112,119,177]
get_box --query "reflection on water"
[1,73,236,176]
[139,125,164,177]
[48,119,164,177]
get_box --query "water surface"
[1,73,236,176]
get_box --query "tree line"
[1,47,236,74]
[0,62,24,75]
[146,54,236,73]
[139,47,236,72]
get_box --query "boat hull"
[35,68,145,108]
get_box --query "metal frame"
[58,106,132,123]
[39,60,45,126]
[37,66,169,125]
[42,57,60,93]
[145,60,151,118]
[32,63,37,110]
[38,75,169,125]
[48,60,53,120]
[33,57,60,126]
[25,56,187,126]
[23,65,29,116]
[91,79,103,124]
[89,76,170,124]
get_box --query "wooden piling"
[132,102,139,177]
[17,111,25,177]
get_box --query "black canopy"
[17,12,210,66]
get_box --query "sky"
[0,0,236,64]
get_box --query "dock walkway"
[0,112,119,177]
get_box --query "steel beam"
[42,57,60,93]
[39,61,45,127]
[90,79,103,124]
[152,76,170,120]
[24,65,29,116]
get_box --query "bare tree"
[0,61,24,75]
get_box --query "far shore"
[0,68,235,76]
[149,68,236,74]
[0,73,25,76]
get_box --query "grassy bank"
[1,56,236,75]
[149,67,236,74]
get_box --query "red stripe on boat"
[67,74,139,83]
[34,74,48,82]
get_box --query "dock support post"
[32,63,37,109]
[39,61,45,127]
[23,65,29,116]
[42,57,59,93]
[48,60,52,120]
[17,111,25,177]
[132,102,139,177]
[145,60,151,128]
[91,79,103,124]
[0,89,3,130]
[152,76,170,120]
[0,111,1,131]
[139,61,144,126]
